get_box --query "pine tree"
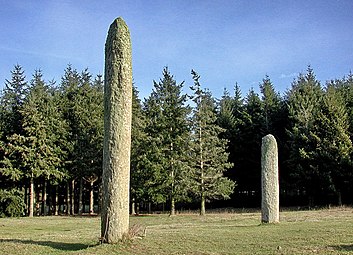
[0,65,29,182]
[58,65,81,215]
[234,88,263,204]
[1,64,28,136]
[286,67,323,205]
[332,73,353,203]
[2,70,65,216]
[190,70,235,215]
[217,84,245,203]
[313,84,352,205]
[77,72,104,215]
[0,65,29,217]
[259,75,281,135]
[130,85,147,214]
[333,72,353,136]
[141,94,168,206]
[218,88,237,137]
[143,67,191,215]
[58,66,104,215]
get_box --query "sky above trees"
[0,0,352,99]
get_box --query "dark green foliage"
[239,89,263,198]
[259,75,282,135]
[0,65,29,183]
[286,67,324,203]
[1,64,28,136]
[1,62,353,212]
[130,85,147,204]
[217,85,245,199]
[0,188,25,217]
[3,70,65,181]
[142,67,191,213]
[312,85,352,204]
[59,67,103,181]
[332,72,353,137]
[190,70,235,215]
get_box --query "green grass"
[0,207,352,254]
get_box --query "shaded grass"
[0,207,352,254]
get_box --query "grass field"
[0,207,352,254]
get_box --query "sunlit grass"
[0,207,352,254]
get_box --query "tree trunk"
[337,190,342,206]
[170,165,175,216]
[35,185,40,216]
[101,17,132,243]
[131,198,136,215]
[66,181,71,215]
[29,176,34,217]
[89,180,94,215]
[200,152,205,216]
[200,195,206,216]
[42,180,47,216]
[199,173,205,216]
[71,179,75,215]
[24,186,28,216]
[148,202,152,214]
[78,178,83,215]
[136,202,140,215]
[199,121,205,216]
[98,180,102,214]
[55,185,59,216]
[170,197,175,216]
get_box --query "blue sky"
[0,1,352,99]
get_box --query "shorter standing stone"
[261,134,279,223]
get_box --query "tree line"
[0,64,352,217]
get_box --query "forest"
[0,64,353,217]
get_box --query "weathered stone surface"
[101,17,132,243]
[261,134,279,223]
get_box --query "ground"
[0,207,352,254]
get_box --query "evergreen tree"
[333,72,353,137]
[0,65,29,217]
[141,93,167,207]
[143,67,191,215]
[58,65,81,214]
[286,67,324,205]
[75,71,103,181]
[259,75,281,135]
[238,88,263,203]
[0,65,29,182]
[190,70,235,215]
[58,66,104,214]
[78,72,104,215]
[218,88,237,138]
[130,85,147,213]
[2,70,65,216]
[332,73,353,204]
[217,84,245,205]
[0,64,28,137]
[313,84,352,204]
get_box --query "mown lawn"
[0,207,352,254]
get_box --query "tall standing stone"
[101,17,132,243]
[261,134,279,223]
